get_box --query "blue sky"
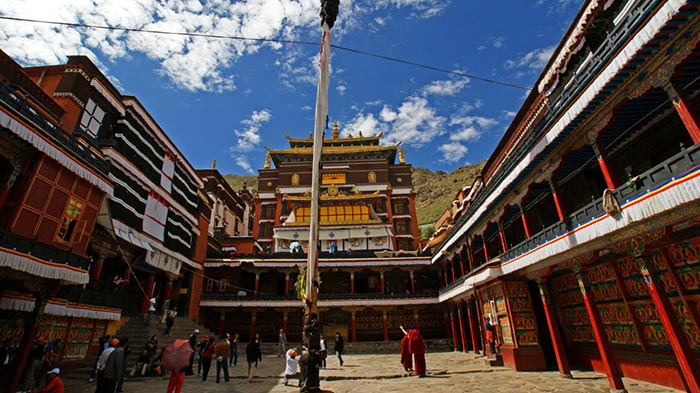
[0,0,581,175]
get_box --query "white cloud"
[343,112,387,137]
[235,156,254,174]
[381,96,445,147]
[421,77,469,97]
[478,35,505,51]
[232,109,271,152]
[439,142,468,163]
[0,0,447,92]
[505,45,555,72]
[336,85,347,95]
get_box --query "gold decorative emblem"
[327,184,340,196]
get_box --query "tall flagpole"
[302,1,338,392]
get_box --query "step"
[484,353,503,367]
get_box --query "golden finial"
[399,147,406,164]
[358,130,363,137]
[264,152,271,169]
[211,160,216,169]
[308,131,313,139]
[332,121,339,139]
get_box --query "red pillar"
[283,312,289,335]
[254,273,260,297]
[161,278,173,313]
[450,309,459,351]
[640,259,700,392]
[443,270,449,287]
[383,311,389,341]
[351,312,357,342]
[666,83,700,144]
[450,263,457,282]
[380,271,385,294]
[250,312,257,340]
[458,303,468,352]
[481,234,489,261]
[350,272,355,295]
[538,281,572,378]
[549,179,565,221]
[591,143,616,190]
[466,241,475,271]
[519,204,531,239]
[90,256,104,286]
[410,270,416,294]
[284,273,290,296]
[467,300,480,354]
[218,311,226,336]
[498,223,507,253]
[459,258,466,277]
[575,272,625,391]
[141,274,155,313]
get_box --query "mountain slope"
[412,161,484,225]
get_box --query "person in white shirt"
[319,335,327,369]
[283,348,299,387]
[145,297,157,327]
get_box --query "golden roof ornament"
[399,147,406,164]
[211,160,216,169]
[264,152,271,168]
[332,121,339,139]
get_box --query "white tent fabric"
[0,248,89,285]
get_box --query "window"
[395,220,408,234]
[393,201,406,215]
[79,98,105,138]
[206,279,214,291]
[219,279,228,292]
[261,205,276,219]
[56,198,86,244]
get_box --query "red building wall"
[10,155,104,255]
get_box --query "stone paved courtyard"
[60,352,682,393]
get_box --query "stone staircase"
[115,315,217,371]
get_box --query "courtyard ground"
[61,351,682,393]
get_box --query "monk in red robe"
[408,329,426,377]
[399,326,412,372]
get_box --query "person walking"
[0,338,15,385]
[334,331,344,366]
[164,307,177,337]
[94,338,117,393]
[196,335,208,376]
[213,335,229,383]
[185,329,199,375]
[201,337,215,382]
[228,333,239,367]
[277,329,287,357]
[22,336,45,391]
[319,335,327,369]
[164,366,185,393]
[103,339,127,393]
[145,296,157,327]
[408,329,427,378]
[399,325,413,372]
[245,336,262,383]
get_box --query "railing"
[434,0,664,253]
[201,291,439,301]
[215,249,430,260]
[501,142,700,262]
[438,142,700,295]
[0,228,91,271]
[0,80,109,175]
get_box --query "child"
[283,349,300,387]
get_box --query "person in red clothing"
[165,367,186,393]
[408,329,427,377]
[36,367,63,393]
[399,326,412,372]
